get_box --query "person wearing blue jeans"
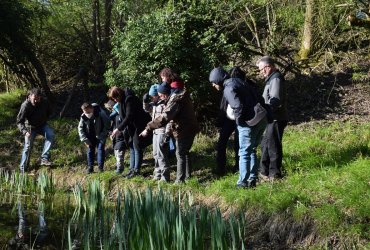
[237,120,266,186]
[19,125,55,173]
[209,67,267,188]
[17,88,54,173]
[78,102,109,174]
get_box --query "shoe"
[236,183,248,189]
[173,180,185,185]
[98,168,104,173]
[247,180,256,188]
[115,169,124,174]
[85,168,93,174]
[258,173,270,183]
[40,159,52,166]
[126,171,139,179]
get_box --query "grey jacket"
[262,70,288,121]
[143,100,171,135]
[78,104,110,145]
[17,97,53,135]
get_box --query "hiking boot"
[126,171,139,179]
[247,179,256,188]
[115,169,124,174]
[236,183,248,189]
[40,159,52,166]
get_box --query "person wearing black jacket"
[209,67,267,188]
[16,88,54,173]
[108,86,152,178]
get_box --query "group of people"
[16,56,288,188]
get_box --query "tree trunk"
[298,0,314,60]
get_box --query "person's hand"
[159,134,170,148]
[143,93,150,103]
[84,143,90,148]
[111,128,119,137]
[25,132,31,137]
[139,129,148,137]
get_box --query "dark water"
[0,196,71,249]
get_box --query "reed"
[68,180,246,249]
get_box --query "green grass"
[1,90,369,248]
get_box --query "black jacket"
[16,97,53,135]
[117,88,152,148]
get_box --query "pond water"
[0,172,247,249]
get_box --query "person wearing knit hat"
[140,75,200,184]
[208,66,267,189]
[157,83,171,95]
[142,83,171,182]
[149,84,159,97]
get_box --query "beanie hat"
[148,84,159,97]
[209,67,229,85]
[157,83,171,95]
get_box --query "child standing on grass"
[78,102,110,174]
[143,84,171,182]
[107,101,128,174]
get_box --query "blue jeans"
[87,140,105,170]
[129,143,143,173]
[20,124,54,172]
[237,119,266,185]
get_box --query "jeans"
[260,120,287,177]
[129,143,143,173]
[216,118,238,174]
[87,140,105,170]
[175,135,195,182]
[20,124,54,172]
[237,119,266,185]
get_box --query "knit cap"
[149,84,159,97]
[157,83,171,95]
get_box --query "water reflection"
[7,199,55,249]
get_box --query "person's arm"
[267,78,282,110]
[146,96,180,131]
[224,87,244,126]
[78,118,90,145]
[16,103,28,135]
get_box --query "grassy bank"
[0,91,369,249]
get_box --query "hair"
[257,56,275,67]
[28,88,42,97]
[107,86,125,101]
[229,66,246,81]
[159,67,181,82]
[81,102,93,110]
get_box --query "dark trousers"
[216,118,238,174]
[260,120,287,177]
[87,140,105,170]
[175,135,195,182]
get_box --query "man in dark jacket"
[209,67,267,188]
[16,88,54,173]
[257,56,288,180]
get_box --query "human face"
[151,95,159,103]
[258,63,271,78]
[29,94,41,106]
[83,107,94,118]
[158,93,168,101]
[160,75,170,83]
[212,83,221,91]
